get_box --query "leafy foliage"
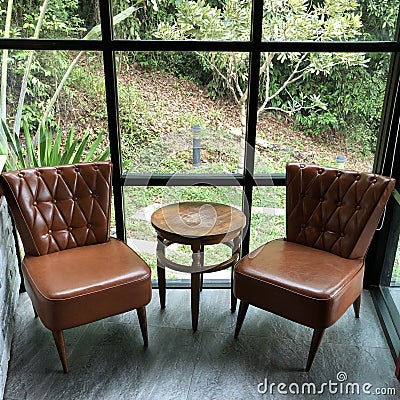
[156,0,367,171]
[157,0,366,117]
[0,0,86,39]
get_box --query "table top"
[151,201,246,244]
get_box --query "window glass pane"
[2,50,108,170]
[392,240,400,286]
[254,52,390,173]
[113,0,250,41]
[117,51,248,174]
[262,1,398,42]
[123,186,243,281]
[386,229,400,321]
[2,0,96,39]
[250,186,286,252]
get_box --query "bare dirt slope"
[121,65,372,171]
[66,63,372,172]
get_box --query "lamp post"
[335,154,347,169]
[192,124,201,167]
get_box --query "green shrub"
[1,119,109,171]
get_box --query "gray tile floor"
[4,289,400,400]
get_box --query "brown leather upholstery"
[234,163,395,371]
[1,162,111,256]
[286,162,395,259]
[1,162,152,373]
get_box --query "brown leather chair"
[0,162,152,373]
[234,163,395,371]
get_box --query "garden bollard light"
[335,154,346,169]
[192,124,201,167]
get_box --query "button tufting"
[53,199,57,204]
[87,223,92,228]
[68,227,73,231]
[74,196,78,201]
[318,168,323,174]
[300,224,306,229]
[33,201,37,206]
[300,164,305,168]
[35,171,41,177]
[355,205,361,210]
[336,171,341,177]
[337,201,342,206]
[18,173,24,177]
[319,197,324,202]
[56,169,62,174]
[48,229,52,234]
[355,175,360,181]
[93,166,98,170]
[75,167,80,173]
[321,228,325,233]
[340,232,345,237]
[372,178,377,183]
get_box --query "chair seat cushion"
[234,239,364,329]
[22,238,152,331]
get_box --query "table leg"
[157,236,166,309]
[191,273,201,331]
[200,245,204,292]
[230,236,241,312]
[191,243,202,331]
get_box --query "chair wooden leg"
[396,351,400,380]
[230,266,237,312]
[234,301,249,338]
[353,295,361,318]
[136,307,148,347]
[52,330,68,373]
[306,328,325,372]
[157,266,166,309]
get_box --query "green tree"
[0,1,135,168]
[157,0,366,171]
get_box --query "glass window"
[2,50,108,170]
[117,51,248,174]
[262,0,398,42]
[250,186,286,252]
[2,0,94,40]
[113,0,251,41]
[254,52,390,173]
[392,238,400,286]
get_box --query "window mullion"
[99,0,126,241]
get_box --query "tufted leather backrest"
[0,162,112,256]
[286,163,395,259]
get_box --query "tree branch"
[258,52,310,116]
[195,51,241,104]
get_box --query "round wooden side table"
[151,201,246,331]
